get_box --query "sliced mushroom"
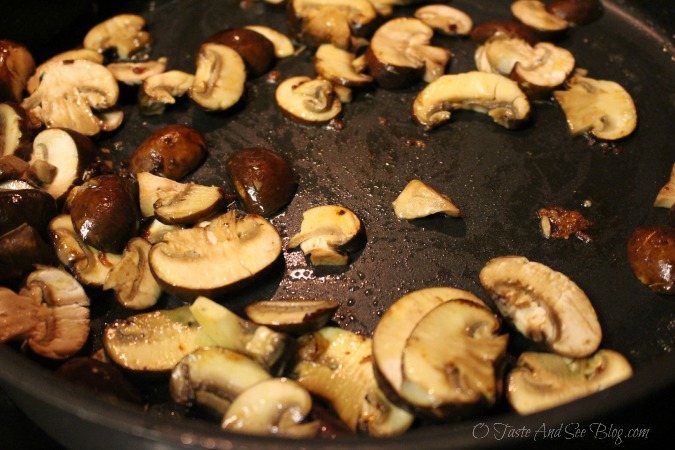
[0,287,41,344]
[107,57,168,85]
[244,299,339,334]
[291,327,414,436]
[275,76,342,125]
[479,255,602,358]
[507,350,633,415]
[627,225,675,295]
[0,223,56,284]
[149,211,282,299]
[21,60,121,136]
[0,155,29,181]
[222,378,319,437]
[138,70,195,115]
[654,163,675,208]
[553,75,637,141]
[0,102,34,159]
[314,44,373,87]
[412,71,531,131]
[366,17,452,89]
[205,28,276,78]
[83,14,152,59]
[189,43,246,111]
[244,26,295,58]
[414,4,473,36]
[0,186,57,237]
[103,237,162,310]
[511,0,569,34]
[139,218,184,244]
[286,205,363,266]
[392,179,462,219]
[546,0,603,26]
[471,19,539,45]
[0,40,35,103]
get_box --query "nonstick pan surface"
[1,0,674,449]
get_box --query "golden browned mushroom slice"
[511,0,569,34]
[275,76,342,125]
[26,49,104,94]
[138,70,195,115]
[314,44,373,87]
[0,40,35,103]
[107,58,168,86]
[0,287,41,344]
[149,211,282,299]
[190,43,246,111]
[287,205,363,266]
[291,327,414,436]
[222,378,319,437]
[21,60,121,136]
[367,0,425,17]
[546,0,604,26]
[414,4,473,36]
[83,14,152,59]
[170,346,271,417]
[507,350,633,415]
[412,71,531,131]
[244,26,295,58]
[392,179,462,219]
[244,299,339,334]
[400,299,508,419]
[479,255,602,358]
[654,163,675,208]
[0,102,34,160]
[365,17,452,89]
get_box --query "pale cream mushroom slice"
[138,70,195,115]
[189,43,246,111]
[287,205,363,266]
[553,75,637,141]
[479,255,602,358]
[511,0,569,34]
[392,179,462,219]
[139,218,184,244]
[21,59,121,136]
[244,299,339,334]
[507,350,633,415]
[83,14,152,59]
[107,57,168,86]
[414,4,473,36]
[26,49,104,94]
[275,76,342,125]
[654,163,675,208]
[314,44,373,87]
[291,327,414,436]
[0,102,34,160]
[244,26,295,58]
[412,71,531,131]
[222,378,319,437]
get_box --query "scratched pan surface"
[0,0,674,449]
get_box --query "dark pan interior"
[1,0,674,449]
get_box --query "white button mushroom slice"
[479,255,602,358]
[107,57,168,86]
[21,59,121,136]
[83,14,152,59]
[189,43,246,111]
[412,71,531,131]
[275,76,342,124]
[244,26,295,58]
[138,70,195,116]
[400,300,508,418]
[26,48,104,94]
[654,163,675,208]
[392,179,462,219]
[507,350,633,415]
[314,44,373,87]
[553,75,637,141]
[286,205,363,266]
[414,4,473,36]
[291,327,414,436]
[222,378,319,437]
[511,0,569,33]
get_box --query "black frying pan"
[1,0,674,448]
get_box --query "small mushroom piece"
[149,211,282,299]
[286,205,363,266]
[291,327,414,436]
[244,299,339,334]
[83,14,152,59]
[654,163,675,208]
[507,350,633,415]
[138,70,195,115]
[314,44,373,87]
[470,20,539,45]
[392,179,462,219]
[0,40,35,103]
[139,218,184,244]
[479,256,602,358]
[0,287,41,344]
[414,4,473,36]
[102,237,162,310]
[546,0,603,26]
[205,28,276,78]
[0,223,56,284]
[275,76,342,125]
[244,26,295,58]
[553,75,637,141]
[511,0,569,34]
[189,43,246,111]
[365,17,452,89]
[0,102,34,160]
[21,60,121,136]
[26,49,104,94]
[106,57,168,86]
[627,225,675,295]
[412,71,531,131]
[0,186,57,237]
[222,378,319,438]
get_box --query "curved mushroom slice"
[287,205,363,266]
[170,346,271,417]
[400,300,508,419]
[149,211,282,299]
[392,179,462,219]
[654,163,675,208]
[107,57,168,86]
[412,71,531,131]
[553,75,637,141]
[222,378,319,437]
[83,14,152,59]
[276,76,342,125]
[244,26,295,58]
[0,40,35,103]
[366,17,452,89]
[471,19,539,46]
[0,102,34,159]
[546,0,604,26]
[0,287,41,343]
[21,60,121,136]
[291,327,414,436]
[314,44,373,87]
[479,255,602,358]
[244,299,339,334]
[138,70,195,115]
[26,49,104,94]
[189,43,246,111]
[507,350,633,415]
[205,28,276,78]
[511,0,569,34]
[414,4,473,36]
